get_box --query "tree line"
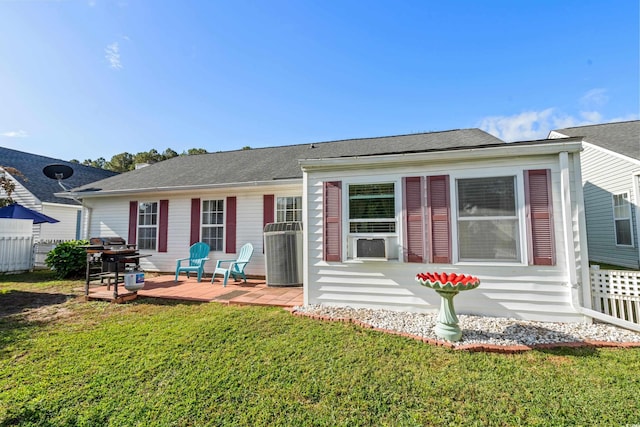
[69,148,209,173]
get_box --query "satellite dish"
[43,164,74,181]
[43,164,75,193]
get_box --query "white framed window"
[276,196,302,222]
[456,176,520,262]
[138,201,158,250]
[346,182,397,260]
[348,183,396,233]
[202,199,224,251]
[613,192,633,246]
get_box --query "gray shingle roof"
[72,129,505,195]
[0,146,119,205]
[551,120,640,160]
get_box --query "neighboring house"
[0,146,118,242]
[549,120,640,269]
[68,129,592,322]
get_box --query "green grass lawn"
[1,271,639,426]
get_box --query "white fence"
[0,219,34,273]
[590,267,640,324]
[33,241,66,268]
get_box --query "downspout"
[561,151,640,332]
[301,170,309,306]
[634,172,640,268]
[81,203,92,241]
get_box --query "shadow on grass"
[131,296,209,307]
[462,323,601,356]
[0,269,59,284]
[0,289,75,356]
[0,290,71,317]
[534,346,599,357]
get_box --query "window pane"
[458,219,519,261]
[613,194,630,219]
[458,177,515,217]
[350,222,396,233]
[349,184,395,220]
[138,227,157,250]
[138,202,158,226]
[202,226,223,251]
[202,199,224,225]
[276,196,302,223]
[615,219,632,245]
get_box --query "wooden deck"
[84,274,303,307]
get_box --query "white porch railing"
[590,267,640,324]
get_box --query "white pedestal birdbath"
[416,272,480,342]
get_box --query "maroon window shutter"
[323,181,342,262]
[128,201,138,245]
[525,169,555,265]
[263,194,274,227]
[403,177,424,263]
[225,196,237,254]
[263,194,275,253]
[190,198,201,245]
[158,200,169,252]
[427,175,451,263]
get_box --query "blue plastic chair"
[175,242,210,282]
[212,243,254,286]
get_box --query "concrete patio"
[85,274,303,307]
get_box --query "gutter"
[300,139,584,171]
[55,178,303,200]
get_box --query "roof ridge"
[0,145,118,174]
[211,128,484,154]
[555,119,640,131]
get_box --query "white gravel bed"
[294,305,640,348]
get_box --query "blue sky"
[1,1,638,162]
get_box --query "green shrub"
[45,240,89,279]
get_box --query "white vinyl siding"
[40,203,82,241]
[82,183,300,275]
[304,151,587,322]
[2,174,82,244]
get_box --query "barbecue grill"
[84,236,150,301]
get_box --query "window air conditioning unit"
[353,237,389,260]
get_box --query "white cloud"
[580,88,609,108]
[478,108,638,142]
[478,108,556,142]
[1,130,28,138]
[105,42,122,70]
[478,87,639,141]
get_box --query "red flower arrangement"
[416,272,480,291]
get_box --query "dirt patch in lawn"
[0,290,75,322]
